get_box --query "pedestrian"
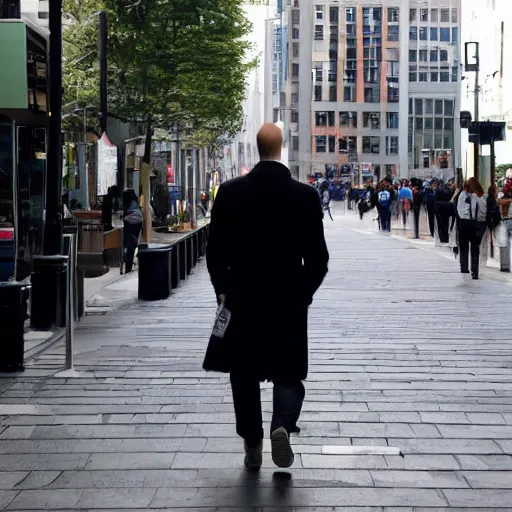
[412,184,423,239]
[426,180,438,237]
[377,181,392,232]
[399,180,413,229]
[457,177,487,280]
[205,123,329,471]
[121,189,143,273]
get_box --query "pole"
[98,11,108,134]
[499,21,504,118]
[65,234,75,370]
[44,0,63,255]
[473,42,480,181]
[490,137,496,187]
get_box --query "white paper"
[212,304,231,339]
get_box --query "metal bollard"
[63,233,76,370]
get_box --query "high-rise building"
[265,0,462,183]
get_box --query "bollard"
[63,233,76,370]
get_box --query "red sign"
[167,165,174,184]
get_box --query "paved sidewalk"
[1,210,512,509]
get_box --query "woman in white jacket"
[457,177,487,280]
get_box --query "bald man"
[205,123,329,470]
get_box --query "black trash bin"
[30,255,68,330]
[0,281,30,372]
[137,244,173,300]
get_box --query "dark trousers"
[436,213,450,244]
[230,372,305,447]
[459,220,485,276]
[380,210,391,232]
[124,247,136,273]
[427,207,435,237]
[413,208,421,238]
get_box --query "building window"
[329,85,337,102]
[315,25,324,40]
[292,42,299,58]
[409,27,417,41]
[315,63,323,81]
[314,86,322,101]
[431,8,438,22]
[430,71,438,82]
[339,136,357,153]
[330,6,339,23]
[420,8,428,22]
[388,83,399,103]
[430,28,438,41]
[440,50,448,62]
[440,68,450,82]
[452,8,458,23]
[452,27,458,43]
[425,99,433,114]
[409,50,417,62]
[388,7,399,23]
[273,109,279,123]
[409,66,417,82]
[292,27,299,39]
[346,7,356,23]
[343,86,355,102]
[363,112,381,129]
[386,136,399,155]
[388,25,399,41]
[419,27,428,40]
[445,100,453,117]
[452,66,458,82]
[419,50,428,62]
[440,8,449,22]
[291,93,298,105]
[435,99,443,115]
[291,9,300,25]
[363,136,380,154]
[409,8,416,22]
[315,136,326,153]
[315,111,328,126]
[430,49,438,62]
[387,112,399,129]
[291,110,299,123]
[328,136,336,153]
[340,111,357,128]
[419,67,428,81]
[440,28,450,42]
[292,63,299,78]
[364,88,379,103]
[388,48,399,61]
[292,136,299,151]
[328,63,337,82]
[315,5,324,21]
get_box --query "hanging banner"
[97,133,118,196]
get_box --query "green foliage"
[62,0,256,148]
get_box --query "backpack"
[378,190,391,209]
[487,198,502,231]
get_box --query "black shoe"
[461,270,470,274]
[472,274,479,280]
[244,440,263,471]
[271,427,294,468]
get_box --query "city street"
[1,207,512,510]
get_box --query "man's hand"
[218,294,226,305]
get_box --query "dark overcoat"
[206,161,329,381]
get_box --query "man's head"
[257,123,283,161]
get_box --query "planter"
[182,222,193,231]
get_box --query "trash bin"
[0,281,30,372]
[137,244,173,300]
[30,255,69,330]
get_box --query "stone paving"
[1,205,512,510]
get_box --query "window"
[419,27,428,40]
[409,67,417,82]
[363,112,381,129]
[292,63,299,78]
[419,50,428,62]
[388,7,399,22]
[347,47,356,60]
[409,50,417,63]
[452,8,458,23]
[388,25,399,41]
[363,136,380,154]
[388,83,399,102]
[328,63,337,82]
[386,136,399,155]
[440,8,449,22]
[292,27,299,39]
[315,25,324,40]
[291,110,299,123]
[452,27,458,43]
[292,42,299,58]
[329,85,337,102]
[315,63,323,81]
[419,67,428,81]
[409,98,413,115]
[314,86,322,101]
[440,68,450,82]
[388,48,399,61]
[431,71,438,82]
[409,27,417,41]
[431,8,438,22]
[420,8,428,22]
[340,111,357,128]
[425,118,433,130]
[387,112,399,129]
[328,111,335,126]
[364,87,379,103]
[440,28,450,42]
[339,136,357,153]
[292,136,299,151]
[291,93,299,105]
[346,7,355,22]
[415,99,423,115]
[416,117,423,130]
[328,136,336,153]
[444,100,453,117]
[343,86,355,102]
[452,66,458,82]
[315,136,326,153]
[430,49,438,62]
[292,9,300,25]
[435,100,443,115]
[440,50,448,62]
[315,5,324,20]
[315,111,328,126]
[273,109,279,123]
[435,117,443,130]
[430,28,438,41]
[444,118,453,131]
[409,8,416,22]
[346,23,356,36]
[330,6,339,23]
[425,99,433,114]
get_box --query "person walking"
[457,178,487,280]
[121,189,143,273]
[399,181,413,229]
[205,123,329,471]
[377,181,392,232]
[426,180,438,237]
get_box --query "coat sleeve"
[303,191,329,303]
[206,184,229,299]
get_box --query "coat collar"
[250,161,292,180]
